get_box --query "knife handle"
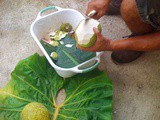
[87,10,97,17]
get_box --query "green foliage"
[0,54,112,120]
[41,35,96,68]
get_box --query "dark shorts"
[135,0,160,30]
[111,0,160,30]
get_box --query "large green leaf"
[0,53,113,120]
[41,35,96,68]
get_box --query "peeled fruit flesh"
[50,52,58,60]
[74,19,101,48]
[50,30,67,41]
[21,102,50,120]
[60,41,64,45]
[50,41,59,47]
[60,23,73,32]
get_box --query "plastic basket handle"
[37,6,63,19]
[82,61,99,73]
[71,56,101,74]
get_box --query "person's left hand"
[76,27,112,52]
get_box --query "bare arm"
[81,0,160,52]
[110,31,160,51]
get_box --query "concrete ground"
[0,0,160,120]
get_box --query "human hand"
[77,28,112,52]
[86,0,111,19]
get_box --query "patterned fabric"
[135,0,160,30]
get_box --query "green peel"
[60,23,73,32]
[21,102,51,120]
[50,41,59,47]
[50,52,58,60]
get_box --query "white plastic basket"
[30,6,103,78]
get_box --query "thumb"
[93,27,101,38]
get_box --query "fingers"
[86,2,100,19]
[86,10,99,20]
[86,2,93,16]
[86,9,92,17]
[93,27,101,37]
[76,44,93,52]
[90,14,99,20]
[97,11,105,19]
[86,9,101,19]
[76,42,98,52]
[93,27,105,43]
[86,7,105,19]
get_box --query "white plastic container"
[30,6,103,78]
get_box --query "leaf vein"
[62,50,79,65]
[0,91,32,103]
[58,114,79,120]
[13,73,53,105]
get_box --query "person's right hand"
[86,0,111,19]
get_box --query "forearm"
[109,31,160,51]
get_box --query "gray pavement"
[0,0,160,120]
